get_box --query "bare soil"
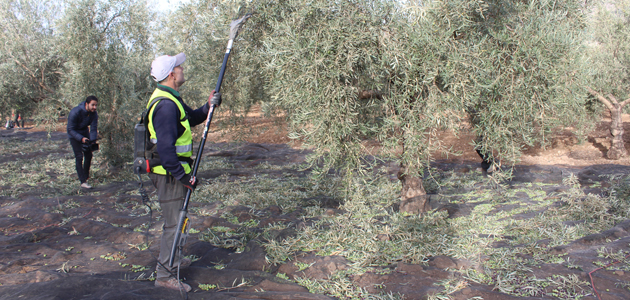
[0,112,629,300]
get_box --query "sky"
[151,0,190,13]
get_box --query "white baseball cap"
[150,53,186,82]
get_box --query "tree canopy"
[60,0,153,165]
[585,0,630,159]
[0,0,64,120]
[177,0,590,199]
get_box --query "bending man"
[67,96,98,189]
[147,53,221,292]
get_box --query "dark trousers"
[14,114,23,128]
[148,173,187,280]
[69,139,92,183]
[476,148,493,171]
[475,136,493,171]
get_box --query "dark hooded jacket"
[67,101,98,142]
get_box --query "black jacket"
[67,101,98,142]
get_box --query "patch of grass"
[547,274,590,299]
[198,156,234,170]
[193,171,326,213]
[295,261,314,271]
[198,225,258,253]
[294,269,404,300]
[252,169,627,298]
[0,148,134,198]
[184,254,200,262]
[130,264,149,272]
[100,252,126,261]
[133,223,149,232]
[431,278,471,299]
[128,242,150,251]
[198,283,217,290]
[56,261,71,273]
[597,247,629,264]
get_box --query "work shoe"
[155,278,192,292]
[179,258,192,269]
[80,182,92,189]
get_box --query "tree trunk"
[397,164,428,214]
[608,108,628,159]
[588,88,629,160]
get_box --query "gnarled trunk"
[397,164,428,214]
[609,108,627,159]
[588,88,629,160]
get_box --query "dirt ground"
[199,110,630,168]
[0,112,630,300]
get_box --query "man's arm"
[152,101,186,180]
[185,102,210,127]
[89,113,98,141]
[66,108,85,142]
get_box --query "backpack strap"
[142,96,190,140]
[142,97,169,127]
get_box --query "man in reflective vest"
[148,53,221,292]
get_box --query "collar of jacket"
[156,84,182,100]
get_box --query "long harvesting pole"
[169,14,251,268]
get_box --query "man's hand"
[209,90,222,107]
[180,174,197,192]
[82,137,89,143]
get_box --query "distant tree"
[154,0,269,130]
[586,0,630,159]
[59,0,153,165]
[0,0,64,122]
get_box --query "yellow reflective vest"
[146,89,193,175]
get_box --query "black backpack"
[133,98,165,174]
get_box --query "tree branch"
[608,94,619,105]
[12,58,55,94]
[588,88,614,111]
[101,12,121,35]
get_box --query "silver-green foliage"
[0,0,64,120]
[59,0,154,165]
[587,0,630,108]
[254,0,404,177]
[153,0,268,132]
[438,0,590,163]
[182,0,589,184]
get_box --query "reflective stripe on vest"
[146,89,193,175]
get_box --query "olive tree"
[586,0,630,159]
[59,0,153,165]
[248,0,586,204]
[433,0,590,169]
[173,0,589,208]
[0,0,64,123]
[154,0,268,131]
